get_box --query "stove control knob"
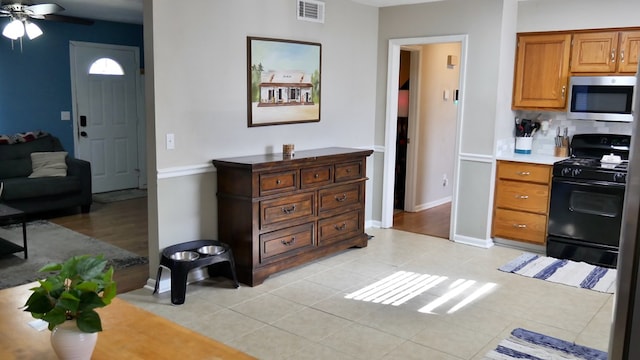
[572,168,582,177]
[561,167,573,177]
[614,173,626,183]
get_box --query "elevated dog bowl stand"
[153,240,239,305]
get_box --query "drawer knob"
[346,168,351,173]
[335,194,347,202]
[517,171,531,176]
[281,205,296,214]
[314,173,319,178]
[276,179,281,185]
[516,195,529,199]
[512,224,527,228]
[334,222,347,231]
[281,237,296,246]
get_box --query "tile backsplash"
[498,111,633,156]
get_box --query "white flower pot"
[50,322,98,360]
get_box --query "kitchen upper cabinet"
[571,30,640,74]
[512,33,572,110]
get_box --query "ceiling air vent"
[297,0,325,23]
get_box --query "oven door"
[548,177,625,247]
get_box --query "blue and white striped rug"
[498,253,616,293]
[484,328,607,359]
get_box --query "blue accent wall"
[0,19,143,154]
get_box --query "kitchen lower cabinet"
[492,161,552,245]
[212,147,373,286]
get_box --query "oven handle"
[552,178,626,190]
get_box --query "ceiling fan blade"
[43,14,94,26]
[24,4,64,16]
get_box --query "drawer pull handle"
[314,173,319,178]
[516,195,529,199]
[276,179,281,185]
[335,193,347,202]
[517,171,531,176]
[513,224,527,228]
[334,222,347,231]
[281,237,296,246]
[281,205,296,214]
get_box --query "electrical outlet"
[166,133,175,150]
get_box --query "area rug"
[0,220,148,289]
[499,253,616,293]
[484,328,607,359]
[93,188,147,204]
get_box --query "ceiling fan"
[0,2,94,30]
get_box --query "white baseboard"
[414,196,452,212]
[452,234,494,248]
[145,267,209,294]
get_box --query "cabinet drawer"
[495,180,549,214]
[260,192,314,228]
[319,183,362,213]
[497,161,550,184]
[335,161,363,182]
[493,208,547,244]
[301,166,333,188]
[260,171,297,196]
[318,210,362,246]
[260,223,315,263]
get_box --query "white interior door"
[70,41,141,193]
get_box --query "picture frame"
[247,37,322,127]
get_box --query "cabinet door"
[513,34,571,109]
[618,30,640,73]
[570,32,619,73]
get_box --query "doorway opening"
[382,35,467,241]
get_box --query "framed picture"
[247,37,321,127]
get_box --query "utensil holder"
[515,137,532,154]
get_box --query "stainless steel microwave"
[567,76,636,122]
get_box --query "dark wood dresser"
[212,147,373,286]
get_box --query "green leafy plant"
[22,255,117,333]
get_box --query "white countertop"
[496,152,569,165]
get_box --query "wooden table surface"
[0,283,255,359]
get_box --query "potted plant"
[22,254,117,359]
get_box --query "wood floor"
[45,197,149,294]
[392,202,451,239]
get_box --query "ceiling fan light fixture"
[25,21,42,39]
[3,18,25,40]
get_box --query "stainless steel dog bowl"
[197,245,225,256]
[169,251,200,261]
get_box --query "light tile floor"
[120,228,613,359]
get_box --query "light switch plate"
[166,133,175,150]
[61,111,71,121]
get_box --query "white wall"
[518,0,640,32]
[144,0,379,275]
[414,43,460,209]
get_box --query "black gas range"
[547,133,631,268]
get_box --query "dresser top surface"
[212,147,373,167]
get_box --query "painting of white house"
[248,37,321,126]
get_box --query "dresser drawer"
[318,210,362,246]
[301,166,333,188]
[260,192,314,228]
[335,161,363,182]
[495,180,549,214]
[493,208,547,244]
[260,223,315,263]
[318,183,362,213]
[260,171,297,196]
[497,161,551,184]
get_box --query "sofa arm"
[66,157,92,208]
